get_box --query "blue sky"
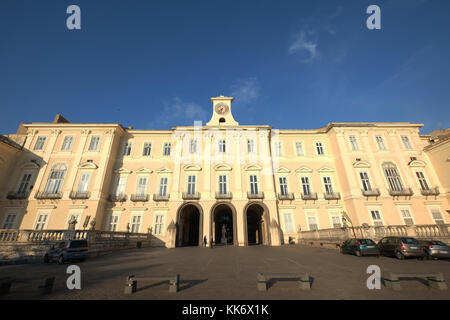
[0,0,449,134]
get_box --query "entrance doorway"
[177,204,200,246]
[212,204,234,245]
[245,204,266,245]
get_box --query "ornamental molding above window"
[275,166,291,173]
[352,160,371,168]
[114,167,132,174]
[295,166,313,173]
[78,161,98,170]
[183,164,202,171]
[317,166,335,173]
[20,161,40,169]
[214,163,232,171]
[135,167,153,174]
[156,166,173,174]
[244,163,262,171]
[408,159,427,167]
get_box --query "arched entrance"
[244,202,270,246]
[176,203,203,247]
[211,203,237,245]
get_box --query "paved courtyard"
[1,245,449,300]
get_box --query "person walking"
[203,235,207,247]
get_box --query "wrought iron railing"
[361,188,380,198]
[277,192,295,201]
[323,192,341,200]
[34,191,63,199]
[182,192,201,200]
[247,192,264,199]
[109,194,127,202]
[153,194,170,201]
[69,191,91,199]
[301,192,318,201]
[215,192,233,200]
[388,188,413,197]
[130,194,149,202]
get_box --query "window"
[249,175,259,194]
[401,135,412,150]
[2,214,16,229]
[349,135,359,151]
[279,177,288,196]
[301,177,311,195]
[218,139,226,153]
[375,135,386,150]
[274,142,282,157]
[130,216,141,233]
[136,177,148,196]
[163,142,171,156]
[331,216,342,228]
[77,173,91,192]
[308,216,318,230]
[35,214,48,230]
[295,142,304,156]
[323,177,333,195]
[283,213,294,233]
[247,139,255,153]
[370,210,383,226]
[108,215,119,231]
[17,173,32,195]
[142,142,152,156]
[61,136,73,151]
[401,209,414,226]
[34,136,46,150]
[431,209,444,224]
[189,139,197,153]
[159,177,168,196]
[154,215,165,235]
[115,176,127,196]
[315,142,324,155]
[383,162,404,191]
[123,142,132,156]
[187,175,196,194]
[218,175,227,194]
[416,172,429,191]
[44,164,67,194]
[360,172,372,191]
[88,136,100,151]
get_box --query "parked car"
[377,237,425,260]
[44,240,88,264]
[420,240,450,260]
[340,238,380,257]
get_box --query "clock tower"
[206,95,239,126]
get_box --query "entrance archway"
[244,202,270,245]
[210,203,237,245]
[176,203,203,247]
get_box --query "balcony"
[247,192,264,200]
[6,191,28,200]
[362,188,380,199]
[182,192,201,200]
[420,187,440,197]
[130,194,149,202]
[277,192,295,201]
[153,194,170,201]
[69,191,91,200]
[34,191,63,200]
[388,188,413,198]
[215,192,233,200]
[324,192,341,201]
[109,194,127,202]
[301,192,318,201]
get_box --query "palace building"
[0,96,449,247]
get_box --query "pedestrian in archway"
[203,235,207,247]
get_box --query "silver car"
[420,240,450,260]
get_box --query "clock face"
[215,103,229,115]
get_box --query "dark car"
[420,240,450,260]
[340,238,380,257]
[44,240,88,264]
[377,236,425,260]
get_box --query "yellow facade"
[0,96,449,247]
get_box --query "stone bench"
[382,270,447,291]
[257,272,310,291]
[124,274,179,294]
[0,276,55,296]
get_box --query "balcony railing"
[324,192,341,201]
[182,192,201,200]
[301,192,318,201]
[34,191,63,200]
[130,194,149,202]
[247,192,264,199]
[69,191,91,200]
[215,192,233,200]
[388,188,413,197]
[153,194,170,201]
[362,188,380,198]
[420,187,440,197]
[6,191,28,200]
[108,194,127,202]
[278,192,295,201]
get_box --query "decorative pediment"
[352,160,371,168]
[318,166,335,173]
[295,166,313,173]
[408,160,426,167]
[21,161,40,169]
[114,167,132,174]
[214,163,232,171]
[276,166,291,173]
[156,166,173,174]
[78,161,98,169]
[183,164,202,171]
[135,167,153,174]
[244,163,262,171]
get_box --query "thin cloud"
[151,96,207,127]
[230,77,259,104]
[288,30,319,63]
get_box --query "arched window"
[382,162,404,191]
[44,163,67,194]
